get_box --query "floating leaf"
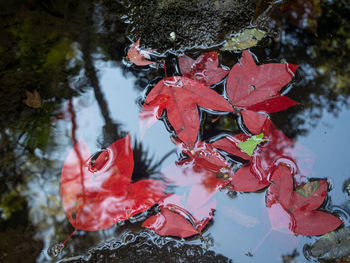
[230,165,271,192]
[23,90,41,108]
[127,38,156,66]
[238,133,267,156]
[172,138,232,183]
[267,164,343,236]
[221,28,266,51]
[241,110,269,135]
[140,76,233,148]
[246,95,299,114]
[226,51,299,134]
[226,50,298,108]
[142,206,200,238]
[210,134,251,161]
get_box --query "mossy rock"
[123,0,258,52]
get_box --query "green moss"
[0,189,24,220]
[43,37,75,69]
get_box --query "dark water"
[1,0,350,262]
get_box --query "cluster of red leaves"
[60,40,342,241]
[135,45,342,237]
[212,118,295,192]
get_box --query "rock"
[122,0,258,52]
[58,230,232,263]
[308,227,350,261]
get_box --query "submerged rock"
[307,227,350,262]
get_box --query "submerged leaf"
[221,28,266,51]
[178,52,229,86]
[254,0,273,20]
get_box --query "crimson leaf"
[127,38,155,66]
[267,164,343,236]
[226,50,298,108]
[178,52,229,86]
[140,76,233,148]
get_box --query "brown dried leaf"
[23,90,41,108]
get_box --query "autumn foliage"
[60,40,342,243]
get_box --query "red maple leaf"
[140,76,234,148]
[226,50,299,131]
[178,52,229,86]
[246,95,299,114]
[60,134,166,231]
[127,38,156,66]
[142,205,201,238]
[142,162,226,238]
[266,164,343,236]
[212,119,295,192]
[240,110,270,135]
[226,50,298,108]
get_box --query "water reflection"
[0,0,350,262]
[60,132,165,231]
[142,162,228,238]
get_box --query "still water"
[0,0,350,262]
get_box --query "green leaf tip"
[238,133,267,156]
[296,181,319,198]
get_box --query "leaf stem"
[163,59,167,78]
[251,228,272,255]
[61,229,78,248]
